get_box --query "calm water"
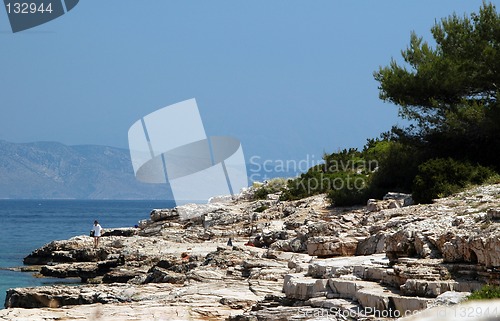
[0,199,175,308]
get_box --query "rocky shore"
[2,184,500,320]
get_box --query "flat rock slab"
[0,301,240,321]
[356,286,431,316]
[308,254,388,278]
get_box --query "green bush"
[281,170,330,201]
[254,205,269,213]
[253,178,288,200]
[412,158,495,204]
[366,140,422,199]
[327,184,368,207]
[279,147,381,205]
[253,187,271,200]
[282,148,371,202]
[468,285,500,300]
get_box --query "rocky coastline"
[2,184,500,320]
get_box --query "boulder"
[282,274,328,300]
[150,208,179,222]
[24,237,87,265]
[176,203,228,221]
[5,286,95,308]
[432,291,470,306]
[356,232,387,255]
[208,194,235,204]
[383,192,414,207]
[367,199,402,212]
[102,228,138,237]
[253,230,288,248]
[307,236,358,257]
[487,208,500,220]
[40,258,122,280]
[23,240,113,265]
[385,230,416,261]
[270,238,306,253]
[400,279,459,298]
[144,266,186,284]
[328,279,371,299]
[102,269,142,283]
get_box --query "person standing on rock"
[91,220,103,248]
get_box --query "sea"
[0,199,175,309]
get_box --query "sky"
[0,0,495,175]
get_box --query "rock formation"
[2,184,500,320]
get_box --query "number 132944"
[5,2,53,14]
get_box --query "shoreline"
[0,199,174,310]
[3,185,500,320]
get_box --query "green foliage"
[412,158,495,203]
[484,174,500,185]
[374,2,500,172]
[253,178,288,200]
[323,148,371,174]
[253,187,271,200]
[260,3,500,207]
[328,183,368,207]
[468,285,500,300]
[280,171,329,201]
[367,140,422,198]
[281,148,375,206]
[364,2,500,203]
[254,205,269,213]
[374,2,499,128]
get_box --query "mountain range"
[0,140,172,199]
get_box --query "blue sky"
[0,0,494,170]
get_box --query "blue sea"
[0,199,175,309]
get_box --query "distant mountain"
[0,140,172,199]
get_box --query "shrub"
[254,205,269,213]
[253,177,288,200]
[280,147,380,205]
[327,184,368,207]
[253,187,271,200]
[281,170,330,201]
[468,285,500,300]
[366,140,422,199]
[412,158,495,204]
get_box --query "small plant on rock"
[468,285,500,300]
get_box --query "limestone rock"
[150,208,179,222]
[307,236,358,257]
[385,229,416,261]
[7,183,500,320]
[208,194,235,204]
[367,199,402,212]
[432,290,470,306]
[102,269,142,283]
[356,232,387,255]
[383,192,414,207]
[270,238,306,253]
[487,208,500,220]
[102,227,138,237]
[144,266,186,284]
[282,274,328,300]
[40,258,122,280]
[177,203,228,221]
